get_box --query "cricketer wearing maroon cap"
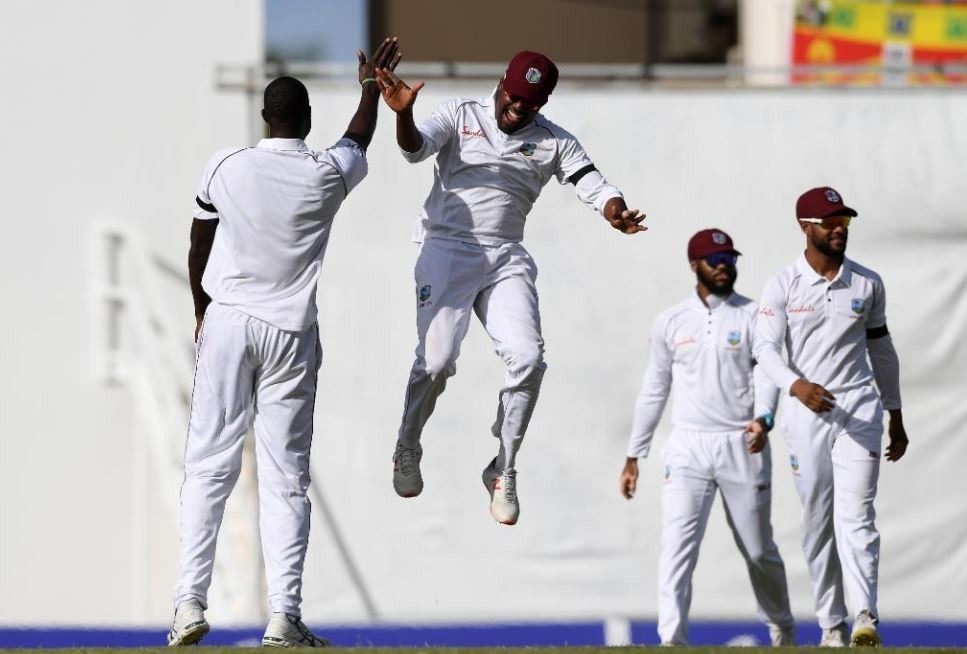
[753,186,908,647]
[796,186,858,219]
[621,228,795,646]
[372,52,646,525]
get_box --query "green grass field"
[5,648,967,654]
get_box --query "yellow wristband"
[360,77,377,85]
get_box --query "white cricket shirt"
[753,254,891,400]
[627,291,779,458]
[402,88,622,245]
[193,138,367,331]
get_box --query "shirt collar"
[795,252,853,287]
[691,289,731,310]
[257,138,309,152]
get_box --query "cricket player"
[373,51,645,525]
[753,186,909,648]
[620,229,795,647]
[167,39,401,647]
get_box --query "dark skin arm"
[603,196,646,235]
[343,37,402,150]
[886,409,909,461]
[619,457,639,499]
[374,66,426,152]
[189,218,218,341]
[790,378,837,413]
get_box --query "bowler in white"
[753,186,909,648]
[169,39,401,648]
[620,229,795,647]
[375,51,646,525]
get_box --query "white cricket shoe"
[819,623,848,647]
[769,624,796,646]
[392,443,423,497]
[850,610,881,648]
[482,457,519,525]
[167,598,210,647]
[262,613,331,648]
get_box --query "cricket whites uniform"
[754,254,901,629]
[397,89,622,470]
[628,291,794,646]
[177,137,367,615]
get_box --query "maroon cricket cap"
[796,186,858,219]
[687,228,741,260]
[502,51,559,106]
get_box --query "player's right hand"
[619,458,639,499]
[791,378,836,413]
[376,68,424,113]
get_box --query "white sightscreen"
[298,83,967,624]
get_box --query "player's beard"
[811,228,848,257]
[697,265,736,296]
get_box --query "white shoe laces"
[497,469,517,503]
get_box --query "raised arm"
[375,66,426,153]
[343,37,402,150]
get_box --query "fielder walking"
[753,186,909,647]
[168,39,401,647]
[375,51,645,525]
[620,229,796,647]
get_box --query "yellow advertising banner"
[793,1,967,85]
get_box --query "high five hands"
[375,66,425,113]
[357,37,402,85]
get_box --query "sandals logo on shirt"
[418,284,433,308]
[519,142,536,157]
[851,298,866,314]
[726,330,742,346]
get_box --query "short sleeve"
[192,150,237,221]
[866,274,887,329]
[324,138,369,194]
[401,99,459,163]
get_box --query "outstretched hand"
[357,37,401,85]
[376,67,425,114]
[603,197,647,235]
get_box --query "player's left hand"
[885,411,908,461]
[619,457,639,499]
[357,37,401,86]
[603,197,647,234]
[744,420,768,454]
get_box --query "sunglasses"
[799,216,852,229]
[703,252,738,268]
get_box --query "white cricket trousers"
[781,384,883,628]
[398,238,546,470]
[174,302,321,616]
[658,428,793,646]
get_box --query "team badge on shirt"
[726,330,742,346]
[519,142,536,157]
[418,284,433,308]
[525,67,542,84]
[851,298,865,314]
